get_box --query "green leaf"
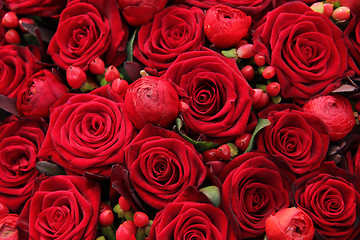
[200,186,221,207]
[244,118,271,153]
[36,161,66,176]
[176,118,219,153]
[221,48,237,58]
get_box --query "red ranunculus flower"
[0,45,40,98]
[37,85,136,177]
[293,162,360,240]
[133,5,205,75]
[163,48,252,143]
[252,1,348,104]
[124,124,206,210]
[219,151,291,238]
[4,0,66,17]
[47,0,128,71]
[117,0,167,26]
[16,69,68,118]
[0,213,19,239]
[256,104,329,175]
[0,115,47,213]
[17,175,101,240]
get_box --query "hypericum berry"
[332,6,351,21]
[0,202,9,217]
[99,210,114,227]
[5,29,21,44]
[251,88,270,110]
[66,66,87,89]
[111,78,129,96]
[254,53,266,66]
[116,221,137,240]
[100,202,112,213]
[310,2,324,14]
[323,3,334,18]
[266,82,281,96]
[105,65,121,82]
[133,212,149,228]
[240,65,255,81]
[89,57,105,75]
[2,11,18,28]
[202,149,219,163]
[118,196,131,211]
[236,44,255,59]
[235,133,252,152]
[262,65,276,79]
[19,17,35,32]
[216,144,231,161]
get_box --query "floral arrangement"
[0,0,360,239]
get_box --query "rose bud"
[16,69,69,118]
[265,207,314,240]
[117,0,167,26]
[302,94,355,141]
[124,76,180,130]
[204,5,251,49]
[0,214,19,239]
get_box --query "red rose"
[256,104,329,175]
[204,5,252,49]
[252,1,348,104]
[0,45,40,98]
[148,187,235,240]
[0,213,19,239]
[133,5,205,75]
[117,0,167,26]
[163,48,252,143]
[219,151,291,238]
[37,85,136,177]
[16,69,68,118]
[47,0,128,71]
[345,16,360,75]
[293,162,360,240]
[4,0,66,17]
[0,115,47,213]
[17,175,101,240]
[123,124,206,210]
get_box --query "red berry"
[105,65,121,82]
[323,3,334,18]
[66,66,87,89]
[4,29,20,44]
[236,44,255,59]
[19,17,35,32]
[216,144,231,161]
[235,133,252,152]
[310,2,324,14]
[99,209,114,227]
[2,11,18,28]
[202,149,219,163]
[116,221,137,240]
[332,6,351,21]
[254,53,266,66]
[89,57,105,75]
[0,203,9,217]
[251,88,270,110]
[133,212,149,228]
[262,65,276,79]
[111,78,129,96]
[240,65,255,82]
[266,82,281,96]
[100,202,112,213]
[118,196,131,211]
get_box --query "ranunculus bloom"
[303,94,355,141]
[124,76,180,130]
[204,5,251,49]
[256,104,329,175]
[219,151,291,238]
[163,48,252,143]
[16,69,68,118]
[252,1,348,104]
[265,207,315,240]
[47,0,128,71]
[117,0,167,26]
[0,45,40,98]
[133,5,205,75]
[148,187,234,240]
[293,162,360,240]
[0,213,19,239]
[124,124,206,210]
[16,175,101,240]
[0,115,47,213]
[37,85,136,177]
[4,0,66,17]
